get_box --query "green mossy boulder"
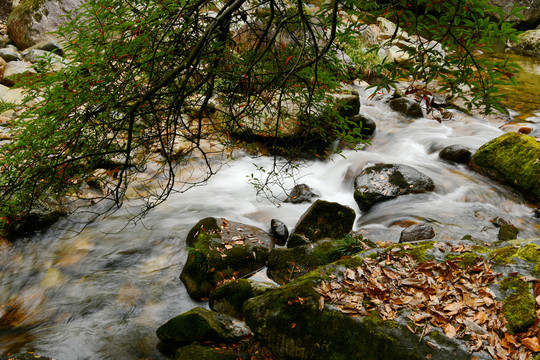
[156,307,251,346]
[209,279,277,319]
[180,217,274,300]
[244,259,477,360]
[267,239,344,284]
[174,344,238,360]
[470,132,540,204]
[287,200,356,248]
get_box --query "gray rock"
[439,144,472,164]
[2,61,37,86]
[26,40,64,56]
[399,222,436,242]
[270,218,289,246]
[0,48,23,62]
[0,84,25,104]
[7,0,86,50]
[22,49,67,72]
[354,164,435,211]
[390,97,424,118]
[511,29,540,56]
[285,183,319,204]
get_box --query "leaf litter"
[313,250,540,360]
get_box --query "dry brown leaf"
[444,323,457,338]
[318,296,325,311]
[522,337,540,352]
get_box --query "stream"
[1,60,539,359]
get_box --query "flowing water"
[1,61,539,359]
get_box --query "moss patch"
[499,275,536,334]
[470,132,540,203]
[445,252,482,268]
[490,243,540,274]
[382,241,436,263]
[174,344,238,360]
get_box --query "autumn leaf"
[444,323,457,338]
[522,337,540,352]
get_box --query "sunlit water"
[1,63,539,359]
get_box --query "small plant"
[187,244,211,273]
[333,234,369,258]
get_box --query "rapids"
[0,82,539,359]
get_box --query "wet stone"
[439,144,472,164]
[270,218,289,246]
[285,183,319,204]
[399,222,436,243]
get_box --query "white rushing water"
[0,85,539,360]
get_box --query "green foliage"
[363,0,521,113]
[0,101,16,114]
[0,0,522,233]
[333,234,368,257]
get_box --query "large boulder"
[245,239,540,360]
[7,0,86,50]
[156,307,251,347]
[470,132,540,204]
[354,164,435,211]
[511,29,540,56]
[287,200,356,248]
[180,217,275,300]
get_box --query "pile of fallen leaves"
[314,245,540,360]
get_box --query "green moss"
[209,279,276,319]
[499,276,536,334]
[490,244,540,274]
[174,345,237,360]
[445,252,481,268]
[382,241,436,262]
[156,307,228,345]
[471,132,540,203]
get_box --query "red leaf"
[285,55,293,66]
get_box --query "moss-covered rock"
[209,279,277,319]
[470,132,540,204]
[156,307,251,346]
[174,344,238,360]
[244,260,477,360]
[287,200,356,248]
[267,239,344,284]
[0,353,52,360]
[490,242,540,274]
[7,0,85,50]
[389,97,423,118]
[499,275,536,334]
[180,217,274,300]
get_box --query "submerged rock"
[180,217,274,300]
[156,307,251,346]
[470,132,540,203]
[287,200,356,248]
[354,164,435,211]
